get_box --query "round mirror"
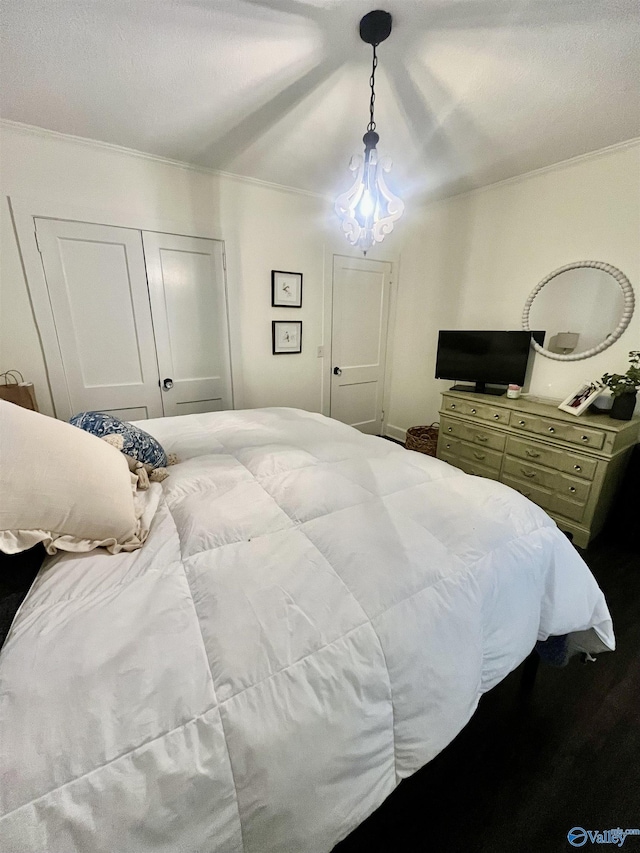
[522,261,635,361]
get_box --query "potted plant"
[601,351,640,420]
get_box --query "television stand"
[449,383,506,397]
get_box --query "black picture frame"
[271,270,303,308]
[272,321,303,355]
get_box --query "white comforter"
[0,408,614,853]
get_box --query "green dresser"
[436,390,639,548]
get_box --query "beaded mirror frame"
[522,261,635,361]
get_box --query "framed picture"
[272,321,302,355]
[558,381,604,416]
[271,270,303,308]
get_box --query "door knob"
[333,367,342,375]
[162,378,174,391]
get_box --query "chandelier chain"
[367,44,378,132]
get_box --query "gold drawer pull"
[518,419,525,426]
[548,427,555,433]
[521,468,537,479]
[450,403,456,409]
[574,464,582,472]
[476,434,488,442]
[471,407,477,414]
[447,426,453,433]
[581,435,589,443]
[569,486,577,493]
[473,451,486,460]
[493,414,500,420]
[525,449,540,458]
[445,443,451,449]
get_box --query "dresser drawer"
[502,455,591,503]
[503,474,586,522]
[510,413,605,450]
[439,416,506,451]
[440,452,501,481]
[550,494,588,523]
[501,474,554,510]
[440,436,503,472]
[442,397,510,425]
[505,436,597,481]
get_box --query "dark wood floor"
[334,526,640,853]
[0,545,45,648]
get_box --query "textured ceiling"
[1,0,639,201]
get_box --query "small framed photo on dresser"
[272,321,302,354]
[558,381,604,416]
[271,270,303,308]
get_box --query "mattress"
[0,408,614,853]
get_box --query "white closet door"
[142,232,233,417]
[35,218,163,421]
[330,255,392,434]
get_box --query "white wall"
[220,178,328,412]
[2,122,638,433]
[0,122,330,417]
[386,141,640,434]
[382,194,473,439]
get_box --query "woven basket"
[405,423,439,457]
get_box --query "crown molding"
[2,118,637,207]
[0,119,326,200]
[449,136,640,202]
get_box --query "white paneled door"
[330,255,392,434]
[142,232,233,417]
[35,219,163,421]
[34,219,233,421]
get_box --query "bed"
[0,407,614,853]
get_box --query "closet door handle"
[162,377,174,391]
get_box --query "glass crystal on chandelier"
[335,136,404,254]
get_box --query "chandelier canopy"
[335,10,404,254]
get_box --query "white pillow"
[0,400,154,555]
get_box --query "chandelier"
[335,10,404,254]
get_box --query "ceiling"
[2,0,639,201]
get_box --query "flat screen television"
[435,330,545,396]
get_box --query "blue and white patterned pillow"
[69,412,167,469]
